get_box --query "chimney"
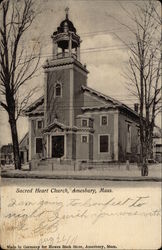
[134,103,139,113]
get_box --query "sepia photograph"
[0,0,161,249]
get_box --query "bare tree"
[0,0,41,169]
[110,0,162,175]
[112,0,161,175]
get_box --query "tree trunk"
[9,116,21,169]
[139,64,149,176]
[141,142,149,176]
[148,124,154,159]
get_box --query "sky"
[0,0,161,146]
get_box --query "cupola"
[51,7,81,61]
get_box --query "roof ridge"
[82,85,139,117]
[82,85,121,105]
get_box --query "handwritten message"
[1,185,161,249]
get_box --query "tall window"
[55,83,61,97]
[36,138,43,153]
[126,124,131,153]
[99,135,109,153]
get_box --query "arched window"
[55,83,61,97]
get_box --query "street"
[1,177,161,188]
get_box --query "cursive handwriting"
[2,195,160,240]
[39,233,78,246]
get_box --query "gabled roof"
[82,85,121,106]
[81,85,139,118]
[25,96,44,114]
[43,120,78,133]
[24,85,139,118]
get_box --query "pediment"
[50,125,64,133]
[43,120,67,133]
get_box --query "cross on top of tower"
[65,7,69,19]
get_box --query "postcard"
[0,0,161,249]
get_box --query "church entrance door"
[52,135,64,158]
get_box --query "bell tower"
[51,7,81,61]
[43,8,88,128]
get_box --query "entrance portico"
[43,120,76,160]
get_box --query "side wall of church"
[29,117,44,160]
[92,112,114,161]
[66,133,76,159]
[76,111,114,162]
[118,112,140,162]
[76,133,92,160]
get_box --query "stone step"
[39,158,73,165]
[37,160,75,171]
[37,165,75,171]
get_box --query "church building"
[25,9,140,169]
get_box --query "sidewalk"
[1,164,162,182]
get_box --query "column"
[53,42,58,59]
[69,68,74,126]
[44,71,48,127]
[69,35,72,57]
[77,46,80,61]
[50,135,52,158]
[62,48,65,58]
[46,135,49,158]
[24,151,27,163]
[64,134,67,159]
[46,134,50,158]
[28,119,32,161]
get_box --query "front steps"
[31,158,77,171]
